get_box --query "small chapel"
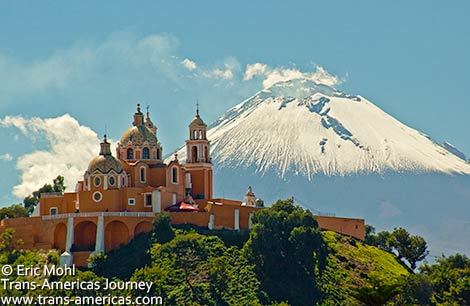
[0,104,365,267]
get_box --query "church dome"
[120,125,159,147]
[87,135,124,174]
[87,155,124,174]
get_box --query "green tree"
[151,213,175,244]
[420,254,470,305]
[0,204,28,220]
[255,198,264,208]
[244,198,327,306]
[352,276,402,306]
[406,235,429,270]
[91,233,152,279]
[363,226,392,252]
[364,224,376,245]
[393,273,433,305]
[375,231,392,252]
[23,175,66,214]
[133,232,261,305]
[390,227,428,270]
[389,227,410,260]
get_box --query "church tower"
[184,105,213,201]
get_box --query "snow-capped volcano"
[177,79,470,177]
[172,79,470,257]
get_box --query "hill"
[1,200,467,305]
[320,231,409,304]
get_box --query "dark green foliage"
[389,227,429,270]
[244,197,327,306]
[352,276,402,306]
[134,232,261,305]
[419,254,470,305]
[0,204,28,220]
[364,224,376,245]
[392,254,470,305]
[22,175,66,214]
[393,273,433,305]
[0,228,20,263]
[91,233,152,280]
[255,198,264,208]
[151,212,175,244]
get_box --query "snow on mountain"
[175,79,470,177]
[442,141,467,161]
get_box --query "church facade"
[0,105,364,267]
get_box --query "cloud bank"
[0,114,100,198]
[243,63,342,88]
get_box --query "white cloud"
[243,63,342,88]
[0,33,185,104]
[0,153,13,161]
[0,114,100,198]
[204,65,234,80]
[181,58,197,71]
[243,63,268,80]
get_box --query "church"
[0,104,364,267]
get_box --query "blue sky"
[0,1,469,205]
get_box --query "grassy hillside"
[319,231,410,305]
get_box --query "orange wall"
[315,215,365,240]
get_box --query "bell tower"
[184,104,213,201]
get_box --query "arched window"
[191,146,198,163]
[140,167,146,183]
[199,130,202,139]
[171,166,178,184]
[157,148,161,160]
[192,130,198,140]
[142,147,150,159]
[127,148,134,160]
[204,146,209,162]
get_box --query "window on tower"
[171,166,178,184]
[143,147,150,159]
[140,167,146,183]
[157,148,161,160]
[127,148,134,159]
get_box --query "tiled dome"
[87,155,123,174]
[120,125,159,147]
